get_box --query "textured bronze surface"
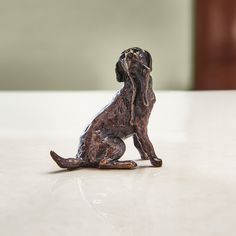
[50,47,162,170]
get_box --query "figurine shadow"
[47,169,69,174]
[46,163,155,175]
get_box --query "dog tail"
[50,150,85,170]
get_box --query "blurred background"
[0,0,235,91]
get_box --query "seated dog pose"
[50,47,162,169]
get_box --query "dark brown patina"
[50,47,162,169]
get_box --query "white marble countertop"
[0,91,236,236]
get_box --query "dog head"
[115,47,152,106]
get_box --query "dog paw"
[150,156,162,167]
[128,161,138,169]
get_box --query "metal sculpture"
[50,47,162,170]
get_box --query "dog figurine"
[50,47,162,169]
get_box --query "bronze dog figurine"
[50,47,162,169]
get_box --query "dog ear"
[115,61,125,82]
[145,51,152,71]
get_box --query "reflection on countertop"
[1,91,236,236]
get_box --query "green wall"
[0,0,193,90]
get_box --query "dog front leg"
[135,129,162,167]
[133,134,149,160]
